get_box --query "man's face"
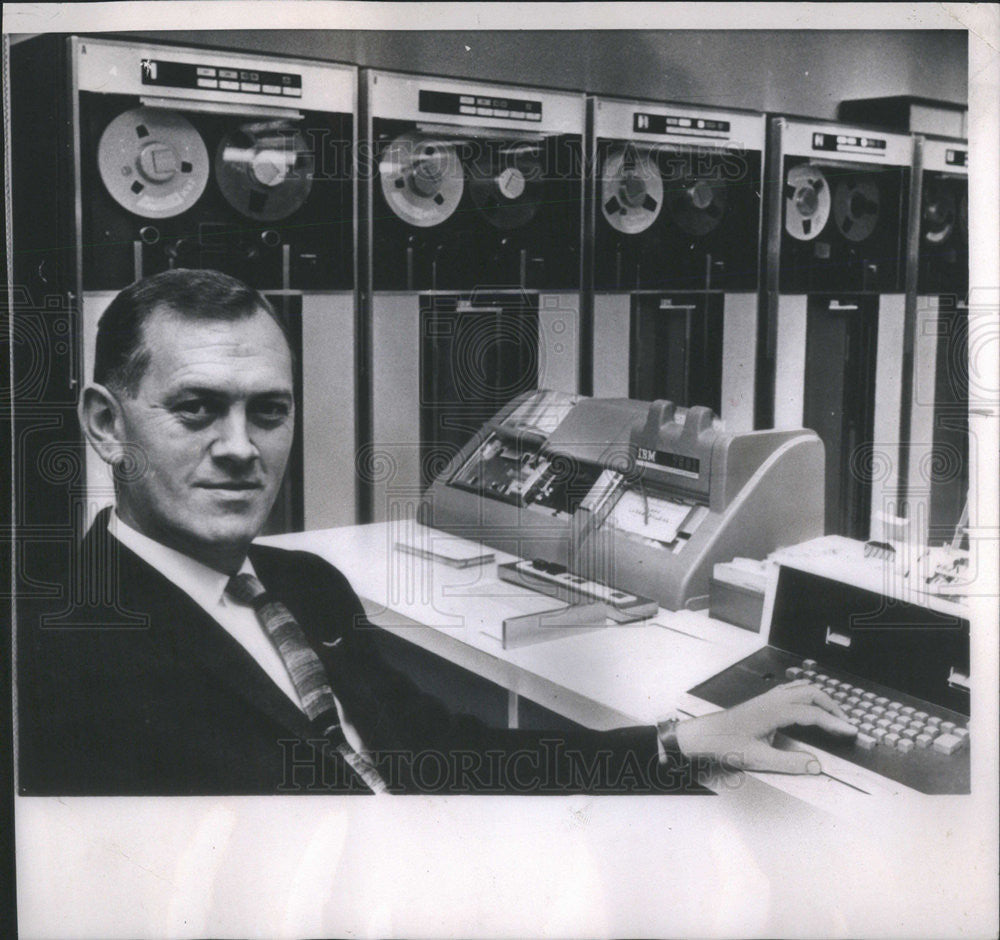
[114,306,295,571]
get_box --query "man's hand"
[675,679,858,775]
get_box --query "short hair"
[93,268,292,395]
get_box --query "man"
[18,269,856,795]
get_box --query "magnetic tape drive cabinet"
[906,137,969,543]
[588,97,765,433]
[361,69,586,523]
[763,116,913,540]
[9,36,360,545]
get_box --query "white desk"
[259,520,765,729]
[259,520,908,815]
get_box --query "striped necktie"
[226,572,387,793]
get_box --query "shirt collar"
[108,511,255,610]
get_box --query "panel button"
[932,733,965,755]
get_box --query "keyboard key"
[833,691,848,702]
[872,727,888,741]
[870,706,886,716]
[902,728,919,739]
[876,718,892,728]
[885,711,900,723]
[940,721,956,734]
[914,711,929,720]
[802,659,818,669]
[850,707,867,719]
[900,706,915,716]
[862,692,876,701]
[915,733,934,748]
[889,701,903,712]
[954,727,970,741]
[846,696,861,706]
[785,667,803,679]
[896,738,914,754]
[908,718,925,730]
[889,723,906,734]
[816,674,828,683]
[803,670,817,679]
[875,697,890,706]
[932,733,965,755]
[859,722,875,734]
[856,733,877,750]
[850,687,865,696]
[884,733,901,747]
[926,716,942,727]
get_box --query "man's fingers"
[778,682,849,720]
[743,744,823,775]
[782,704,858,736]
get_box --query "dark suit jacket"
[17,509,702,795]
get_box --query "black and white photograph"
[4,2,999,937]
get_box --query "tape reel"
[784,163,832,241]
[469,144,541,230]
[833,175,880,243]
[665,176,727,237]
[97,107,210,219]
[379,133,464,228]
[601,148,663,235]
[922,182,958,246]
[215,121,314,221]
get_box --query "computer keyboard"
[688,646,970,794]
[787,659,970,758]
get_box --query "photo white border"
[4,3,998,938]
